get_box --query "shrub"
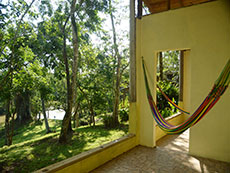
[119,108,129,122]
[0,108,6,116]
[79,115,90,126]
[157,81,179,118]
[102,114,114,128]
[79,119,88,126]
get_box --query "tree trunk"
[73,102,80,128]
[59,0,78,143]
[41,96,51,133]
[110,0,120,126]
[159,52,163,81]
[112,57,121,126]
[5,96,15,146]
[75,112,79,128]
[71,0,78,113]
[68,120,73,133]
[69,0,78,133]
[5,99,12,146]
[59,16,72,143]
[4,55,15,146]
[15,92,32,124]
[89,100,95,127]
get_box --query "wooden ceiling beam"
[149,1,168,13]
[143,0,157,13]
[143,0,213,14]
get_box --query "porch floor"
[91,130,230,173]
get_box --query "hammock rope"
[156,85,190,115]
[142,57,230,134]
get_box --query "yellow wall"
[136,18,156,147]
[187,1,230,162]
[35,135,137,173]
[136,0,230,162]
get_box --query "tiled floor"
[91,130,230,173]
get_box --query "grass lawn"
[0,120,128,173]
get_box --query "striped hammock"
[142,58,230,134]
[157,85,190,115]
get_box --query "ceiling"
[142,0,214,14]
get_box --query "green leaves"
[13,59,40,93]
[0,0,129,129]
[39,0,53,18]
[157,50,180,118]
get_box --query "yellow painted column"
[136,19,156,147]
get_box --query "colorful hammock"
[142,58,230,134]
[157,85,190,115]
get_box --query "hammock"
[157,85,190,115]
[142,58,230,134]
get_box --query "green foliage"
[157,50,180,118]
[157,50,180,84]
[79,112,90,126]
[157,81,179,119]
[0,0,129,150]
[102,114,114,128]
[1,0,129,120]
[0,108,5,115]
[119,108,129,122]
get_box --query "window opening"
[157,50,184,118]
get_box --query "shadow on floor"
[92,130,230,173]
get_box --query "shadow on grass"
[0,120,62,147]
[0,123,129,173]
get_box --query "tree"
[159,52,163,81]
[59,0,108,143]
[0,0,37,145]
[0,0,129,146]
[109,0,123,127]
[58,0,75,143]
[0,0,36,91]
[39,72,53,133]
